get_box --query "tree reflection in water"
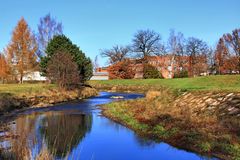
[40,112,92,158]
[7,111,92,159]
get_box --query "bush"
[174,70,188,78]
[108,59,135,79]
[143,64,162,79]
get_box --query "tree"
[93,55,99,72]
[6,18,38,83]
[167,29,185,56]
[223,28,240,72]
[143,63,162,79]
[223,56,238,73]
[47,51,80,89]
[37,13,63,57]
[100,45,130,64]
[167,29,185,75]
[132,29,164,58]
[40,35,92,83]
[214,38,229,74]
[0,53,9,83]
[207,47,216,74]
[41,113,92,157]
[186,37,209,77]
[107,59,135,79]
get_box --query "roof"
[93,72,109,76]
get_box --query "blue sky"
[1,0,240,66]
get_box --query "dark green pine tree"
[40,35,93,82]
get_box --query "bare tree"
[132,29,164,58]
[167,29,185,74]
[93,55,99,72]
[207,47,216,74]
[223,28,240,72]
[101,45,130,64]
[37,13,63,57]
[47,51,80,89]
[186,37,209,77]
[167,29,185,55]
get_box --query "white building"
[22,71,47,81]
[90,72,109,80]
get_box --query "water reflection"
[1,92,217,160]
[133,135,157,148]
[7,111,92,159]
[40,112,92,158]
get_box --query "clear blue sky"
[1,0,239,66]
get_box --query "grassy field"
[89,75,240,92]
[0,83,56,95]
[1,75,239,94]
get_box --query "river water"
[0,92,217,160]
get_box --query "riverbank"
[0,84,98,116]
[102,91,240,159]
[92,76,240,159]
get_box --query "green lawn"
[89,75,240,91]
[0,83,56,95]
[1,75,239,95]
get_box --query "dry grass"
[36,147,54,160]
[102,90,240,159]
[0,84,56,96]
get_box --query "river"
[0,92,217,160]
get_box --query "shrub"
[143,64,162,79]
[108,59,135,79]
[174,70,188,78]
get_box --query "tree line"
[0,14,92,88]
[100,28,240,79]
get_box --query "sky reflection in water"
[4,92,217,160]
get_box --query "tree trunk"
[20,74,23,84]
[238,56,240,74]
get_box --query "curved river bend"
[1,92,217,160]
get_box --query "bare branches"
[37,13,63,57]
[100,28,240,78]
[223,28,240,71]
[93,55,100,72]
[100,45,130,64]
[186,37,208,57]
[186,37,209,77]
[223,29,240,56]
[47,51,80,89]
[132,29,164,58]
[167,29,185,56]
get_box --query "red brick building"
[97,55,207,79]
[133,55,190,79]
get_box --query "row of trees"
[0,14,92,87]
[100,28,240,79]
